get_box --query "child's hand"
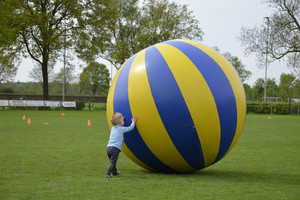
[131,116,138,123]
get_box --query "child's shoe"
[106,174,112,178]
[113,171,120,176]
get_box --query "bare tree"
[29,63,55,84]
[239,0,299,73]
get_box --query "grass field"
[0,110,299,200]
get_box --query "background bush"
[76,101,85,110]
[247,102,300,114]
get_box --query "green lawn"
[0,111,299,200]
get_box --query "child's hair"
[111,112,124,126]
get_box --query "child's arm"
[132,116,137,123]
[123,116,138,133]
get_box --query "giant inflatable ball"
[106,39,246,173]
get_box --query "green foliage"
[79,72,91,95]
[76,101,85,110]
[84,103,107,111]
[0,0,86,99]
[247,101,300,114]
[0,86,14,93]
[1,0,203,98]
[75,0,114,64]
[0,111,299,199]
[223,52,252,83]
[295,79,300,98]
[8,106,27,110]
[279,73,297,101]
[80,62,110,95]
[252,78,280,101]
[139,0,203,49]
[14,82,42,94]
[0,51,18,83]
[79,0,203,69]
[243,83,253,101]
[1,82,81,95]
[53,66,78,95]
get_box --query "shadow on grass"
[198,169,299,186]
[133,168,300,186]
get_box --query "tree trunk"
[42,56,49,100]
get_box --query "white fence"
[0,100,76,108]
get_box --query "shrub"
[76,101,85,110]
[246,101,300,114]
[0,87,14,93]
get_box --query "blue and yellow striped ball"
[107,39,246,173]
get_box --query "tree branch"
[283,0,300,30]
[22,31,42,65]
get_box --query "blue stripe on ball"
[113,54,178,173]
[145,46,205,170]
[164,40,238,162]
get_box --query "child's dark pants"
[106,146,120,176]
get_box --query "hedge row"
[247,101,300,114]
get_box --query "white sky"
[15,0,291,86]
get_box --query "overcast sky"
[15,0,290,86]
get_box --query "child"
[106,112,137,178]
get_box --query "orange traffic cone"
[27,118,31,124]
[22,115,26,120]
[61,113,65,121]
[87,119,91,126]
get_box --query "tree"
[266,78,279,97]
[79,72,91,95]
[80,62,110,95]
[78,0,203,69]
[222,52,252,83]
[52,66,76,95]
[0,0,86,99]
[75,0,115,64]
[99,0,141,68]
[243,83,253,101]
[139,0,203,51]
[29,64,55,84]
[294,79,300,98]
[253,77,279,101]
[239,0,300,72]
[10,81,42,94]
[279,73,296,100]
[253,78,265,100]
[0,52,18,83]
